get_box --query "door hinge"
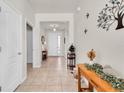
[0,7,1,12]
[0,86,1,92]
[0,6,2,12]
[18,52,22,55]
[0,46,2,53]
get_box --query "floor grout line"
[16,57,77,92]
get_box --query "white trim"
[34,13,74,67]
[20,76,26,84]
[33,65,41,68]
[25,19,34,71]
[1,0,22,15]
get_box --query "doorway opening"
[47,31,65,57]
[40,21,69,58]
[26,23,33,71]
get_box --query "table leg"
[89,82,93,92]
[78,67,81,92]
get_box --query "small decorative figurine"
[86,13,89,19]
[87,49,96,64]
[41,36,45,45]
[84,29,88,34]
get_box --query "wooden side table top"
[77,64,120,92]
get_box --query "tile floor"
[16,57,78,92]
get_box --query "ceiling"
[40,21,68,32]
[29,0,77,13]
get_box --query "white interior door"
[48,31,64,56]
[48,32,58,56]
[0,2,20,91]
[57,32,64,56]
[0,3,7,90]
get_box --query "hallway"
[16,57,77,92]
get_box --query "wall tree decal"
[97,0,124,31]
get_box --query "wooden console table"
[77,64,120,92]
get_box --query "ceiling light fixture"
[53,28,56,32]
[77,6,81,11]
[49,24,59,28]
[49,24,59,32]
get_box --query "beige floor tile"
[45,85,62,92]
[16,57,77,92]
[16,85,46,92]
[62,85,78,92]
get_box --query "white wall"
[34,13,74,67]
[74,0,124,77]
[3,0,34,25]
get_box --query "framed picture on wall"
[41,36,45,44]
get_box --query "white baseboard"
[2,79,19,92]
[20,76,27,84]
[33,65,41,68]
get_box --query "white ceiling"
[40,21,68,31]
[29,0,77,13]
